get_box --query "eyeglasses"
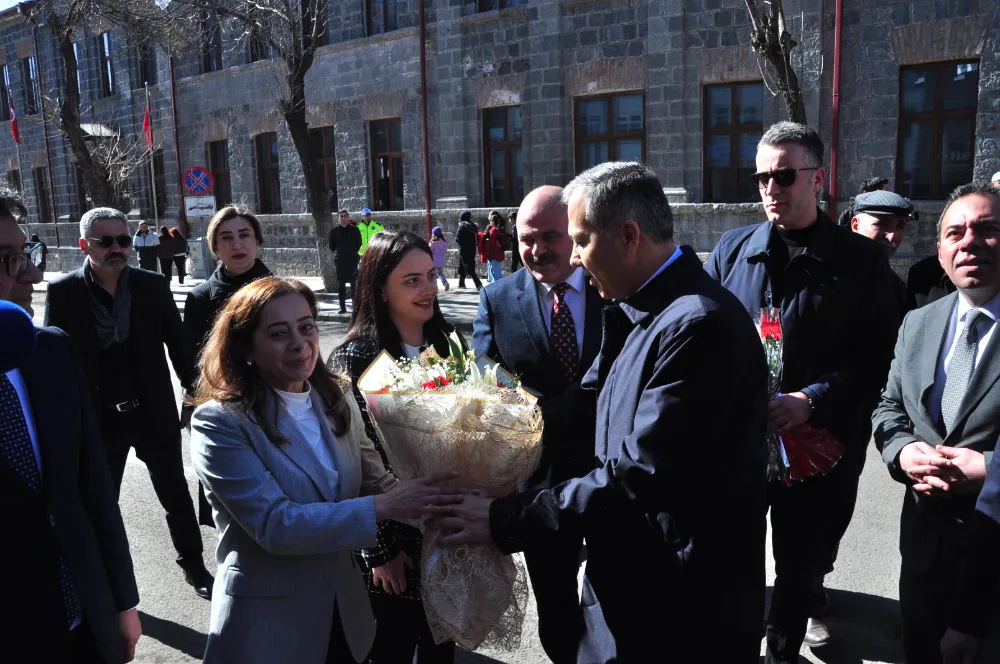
[85,234,132,249]
[750,167,819,189]
[1,242,43,277]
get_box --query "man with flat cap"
[850,189,917,316]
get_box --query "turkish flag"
[9,96,19,145]
[143,100,152,148]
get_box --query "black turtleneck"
[769,221,820,304]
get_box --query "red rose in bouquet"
[756,307,845,485]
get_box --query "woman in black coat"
[182,205,270,526]
[327,231,462,664]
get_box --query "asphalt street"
[28,280,907,664]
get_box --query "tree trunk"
[745,0,808,124]
[282,63,338,292]
[56,28,120,209]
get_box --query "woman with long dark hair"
[190,276,460,664]
[327,230,462,664]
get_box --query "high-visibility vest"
[358,220,385,256]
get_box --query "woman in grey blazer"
[190,276,460,664]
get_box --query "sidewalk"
[36,272,483,327]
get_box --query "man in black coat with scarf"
[44,207,214,600]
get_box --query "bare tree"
[745,0,807,124]
[171,0,338,290]
[25,0,183,209]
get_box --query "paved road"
[29,282,907,664]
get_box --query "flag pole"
[146,84,159,226]
[9,95,25,236]
[15,140,26,237]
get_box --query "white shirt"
[928,292,1000,425]
[276,386,339,495]
[401,342,428,359]
[536,267,587,356]
[132,232,159,247]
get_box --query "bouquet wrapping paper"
[358,349,544,650]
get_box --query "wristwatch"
[806,395,816,413]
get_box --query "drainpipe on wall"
[168,51,189,238]
[418,0,432,239]
[29,18,60,246]
[828,0,844,220]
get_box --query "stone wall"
[27,201,943,280]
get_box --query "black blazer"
[44,266,189,430]
[472,266,607,487]
[489,248,769,661]
[1,328,139,661]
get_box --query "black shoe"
[458,283,466,289]
[339,307,347,314]
[178,559,214,600]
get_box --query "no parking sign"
[184,166,214,196]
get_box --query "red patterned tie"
[550,283,580,382]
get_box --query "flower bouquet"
[757,307,845,485]
[357,332,543,651]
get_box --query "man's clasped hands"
[898,442,988,496]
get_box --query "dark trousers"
[173,255,187,283]
[103,409,203,562]
[766,456,857,662]
[12,621,108,664]
[366,593,455,664]
[524,540,586,663]
[457,253,482,289]
[159,256,173,281]
[808,448,866,617]
[336,262,358,310]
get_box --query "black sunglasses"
[85,234,132,249]
[750,167,818,188]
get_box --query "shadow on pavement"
[455,650,506,663]
[138,611,208,660]
[762,587,903,664]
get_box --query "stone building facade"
[1,0,998,272]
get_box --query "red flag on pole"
[143,97,152,148]
[9,96,19,145]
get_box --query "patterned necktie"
[550,283,580,382]
[941,310,987,434]
[0,375,78,628]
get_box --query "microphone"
[0,300,36,374]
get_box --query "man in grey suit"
[873,182,1000,663]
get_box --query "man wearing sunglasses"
[707,122,901,662]
[44,207,214,601]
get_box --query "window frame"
[33,167,51,223]
[479,0,525,11]
[255,132,281,214]
[573,91,646,174]
[8,169,21,194]
[22,56,39,114]
[301,0,327,48]
[71,42,85,99]
[202,11,224,74]
[248,9,276,63]
[95,33,115,98]
[309,126,337,210]
[146,150,167,219]
[74,164,89,216]
[0,65,9,122]
[206,140,232,207]
[134,42,156,89]
[369,118,403,211]
[702,81,765,203]
[896,59,979,200]
[366,0,398,36]
[482,105,524,207]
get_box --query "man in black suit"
[44,207,214,600]
[873,183,1000,663]
[432,163,769,662]
[472,185,606,663]
[0,192,141,662]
